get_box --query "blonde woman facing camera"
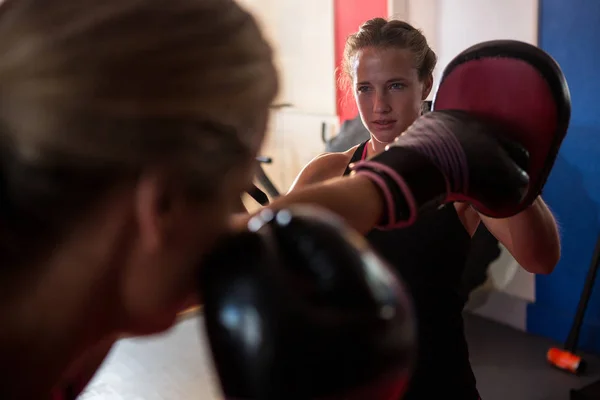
[289,18,560,399]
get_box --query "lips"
[372,120,397,129]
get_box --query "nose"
[373,89,391,114]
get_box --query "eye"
[389,82,406,90]
[356,85,371,93]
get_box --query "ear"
[421,74,434,100]
[135,171,178,252]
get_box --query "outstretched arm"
[232,174,384,235]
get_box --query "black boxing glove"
[350,110,530,229]
[199,206,416,400]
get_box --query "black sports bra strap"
[343,141,369,176]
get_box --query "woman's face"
[352,46,432,145]
[121,113,268,335]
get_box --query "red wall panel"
[334,0,388,122]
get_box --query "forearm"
[498,197,560,274]
[232,175,384,235]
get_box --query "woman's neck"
[366,135,392,158]
[0,253,119,398]
[0,210,129,398]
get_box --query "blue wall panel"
[528,0,600,354]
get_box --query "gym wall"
[528,0,600,355]
[236,0,340,193]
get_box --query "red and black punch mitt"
[433,39,571,218]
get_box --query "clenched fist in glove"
[351,109,530,229]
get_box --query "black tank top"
[344,141,480,399]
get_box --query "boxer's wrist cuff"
[353,169,396,227]
[352,162,418,230]
[351,146,450,229]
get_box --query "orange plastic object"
[547,347,583,374]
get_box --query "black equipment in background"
[547,232,600,380]
[245,156,281,206]
[558,233,600,399]
[255,157,280,199]
[246,184,269,206]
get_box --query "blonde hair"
[0,0,278,265]
[341,18,437,87]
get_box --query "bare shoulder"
[288,145,360,192]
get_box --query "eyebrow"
[356,77,409,85]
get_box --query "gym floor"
[81,312,600,400]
